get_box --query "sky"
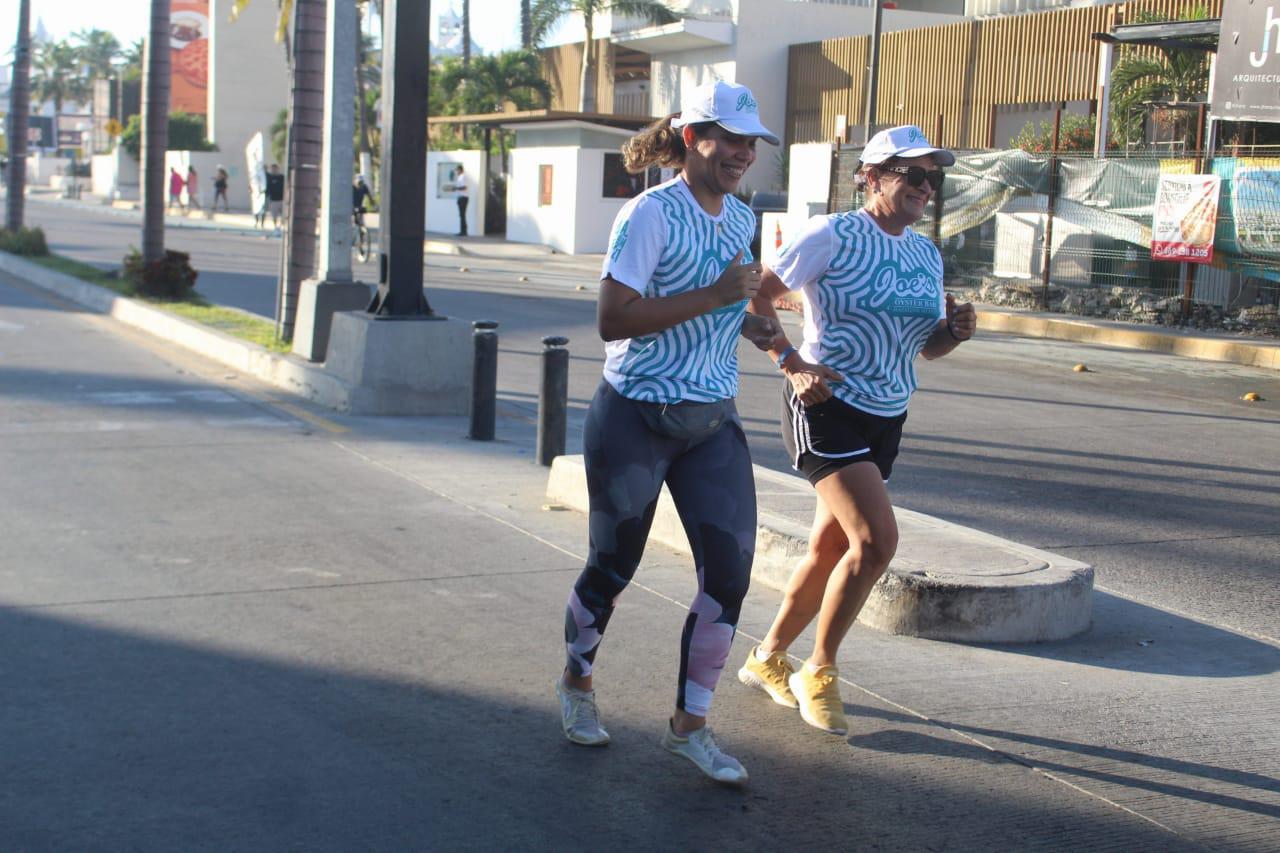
[1,0,529,61]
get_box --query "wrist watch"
[775,346,797,369]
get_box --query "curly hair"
[621,115,717,174]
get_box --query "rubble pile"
[954,277,1272,337]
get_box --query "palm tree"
[141,0,171,266]
[439,49,551,165]
[73,28,121,81]
[521,0,532,49]
[5,0,32,232]
[462,0,471,70]
[531,0,676,112]
[72,29,121,155]
[233,0,327,342]
[1108,10,1211,149]
[31,40,90,114]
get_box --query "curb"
[546,455,1093,643]
[976,305,1280,371]
[0,251,357,410]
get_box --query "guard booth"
[427,110,655,253]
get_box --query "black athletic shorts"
[781,382,907,485]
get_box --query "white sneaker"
[555,679,610,746]
[661,722,748,786]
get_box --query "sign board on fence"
[1151,174,1222,264]
[1211,1,1280,123]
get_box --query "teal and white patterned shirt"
[600,177,756,403]
[774,210,944,417]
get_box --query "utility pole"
[369,0,433,316]
[862,0,883,145]
[5,0,31,232]
[292,0,372,362]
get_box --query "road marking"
[266,398,349,434]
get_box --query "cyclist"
[352,174,373,227]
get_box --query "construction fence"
[829,146,1280,336]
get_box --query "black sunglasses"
[879,165,945,191]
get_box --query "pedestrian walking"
[736,125,976,736]
[213,166,229,212]
[168,167,185,212]
[252,163,269,229]
[555,80,783,787]
[265,164,285,234]
[452,164,470,236]
[186,165,201,211]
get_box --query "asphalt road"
[23,198,1280,642]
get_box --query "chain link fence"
[830,145,1280,337]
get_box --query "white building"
[547,0,964,193]
[206,0,291,209]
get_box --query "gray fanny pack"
[634,398,737,444]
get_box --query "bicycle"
[353,208,372,262]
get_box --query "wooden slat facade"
[786,0,1223,149]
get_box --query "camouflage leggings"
[565,381,756,717]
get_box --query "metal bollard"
[537,335,569,466]
[469,320,499,441]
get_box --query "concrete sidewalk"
[3,256,1277,849]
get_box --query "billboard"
[1211,1,1280,123]
[171,0,209,115]
[1151,173,1222,264]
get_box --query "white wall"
[575,149,635,254]
[787,142,833,219]
[164,150,227,210]
[90,149,140,199]
[208,0,290,211]
[23,153,71,185]
[507,146,582,253]
[425,150,487,236]
[646,1,963,193]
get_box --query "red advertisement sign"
[1151,174,1221,264]
[170,0,209,115]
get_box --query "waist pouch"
[634,398,737,444]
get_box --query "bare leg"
[809,462,898,668]
[760,494,847,654]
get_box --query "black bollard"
[469,320,499,441]
[537,335,569,466]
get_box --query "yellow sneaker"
[737,646,799,709]
[788,664,848,735]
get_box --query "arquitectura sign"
[1212,0,1280,123]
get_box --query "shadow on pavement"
[0,604,1197,851]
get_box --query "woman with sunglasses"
[555,81,784,785]
[737,125,976,735]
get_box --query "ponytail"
[621,114,687,173]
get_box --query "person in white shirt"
[737,125,977,737]
[452,164,470,236]
[555,80,783,787]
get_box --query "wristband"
[775,346,797,369]
[946,320,968,342]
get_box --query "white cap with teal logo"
[860,125,955,167]
[670,80,780,146]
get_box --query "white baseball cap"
[670,81,780,146]
[861,125,955,167]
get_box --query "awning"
[611,18,735,54]
[1093,18,1220,53]
[428,109,655,130]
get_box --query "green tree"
[1012,113,1109,155]
[73,28,121,81]
[438,50,552,164]
[31,40,90,114]
[1108,8,1211,149]
[530,0,676,112]
[119,112,218,159]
